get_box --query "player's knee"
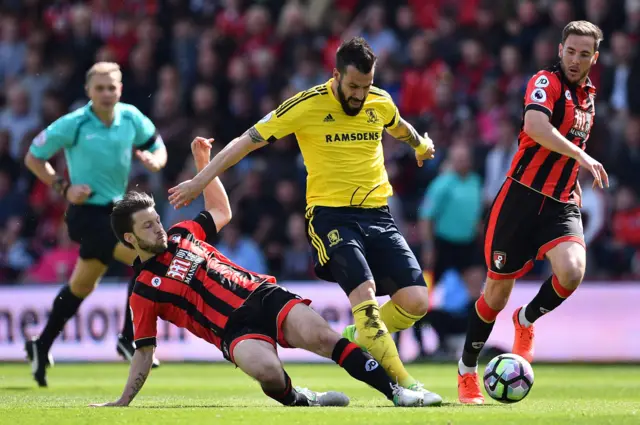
[556,262,585,290]
[69,280,97,298]
[254,359,285,388]
[348,280,376,305]
[483,278,515,311]
[314,328,341,357]
[396,287,429,317]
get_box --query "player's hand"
[168,179,204,209]
[415,133,435,167]
[88,400,128,407]
[135,149,163,172]
[65,184,92,205]
[576,152,609,189]
[191,137,213,163]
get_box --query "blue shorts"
[305,206,426,296]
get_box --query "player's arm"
[132,106,167,172]
[524,109,607,188]
[169,99,301,208]
[25,118,92,204]
[91,291,157,407]
[382,98,435,167]
[192,137,232,232]
[522,73,608,188]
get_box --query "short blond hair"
[86,62,122,84]
[562,21,604,51]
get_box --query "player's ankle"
[518,305,533,328]
[458,358,478,375]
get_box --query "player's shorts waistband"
[307,205,390,215]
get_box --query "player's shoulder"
[528,65,562,89]
[118,102,146,120]
[368,85,393,100]
[275,82,330,116]
[51,103,91,129]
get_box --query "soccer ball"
[483,353,534,403]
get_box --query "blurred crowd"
[1,0,640,287]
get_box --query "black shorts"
[305,206,426,297]
[65,204,119,266]
[221,283,311,365]
[485,179,585,280]
[433,237,480,284]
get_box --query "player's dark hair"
[111,191,156,249]
[562,20,604,51]
[336,37,377,75]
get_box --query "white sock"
[458,358,477,375]
[518,305,533,328]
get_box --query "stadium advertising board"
[0,282,638,362]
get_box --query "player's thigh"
[232,339,285,385]
[367,230,429,316]
[281,303,341,359]
[535,201,586,287]
[484,179,540,280]
[113,242,137,266]
[68,258,109,298]
[327,244,375,299]
[306,207,372,288]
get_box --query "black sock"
[331,337,395,400]
[38,285,84,353]
[262,370,309,406]
[120,275,137,341]
[524,275,572,324]
[461,295,499,368]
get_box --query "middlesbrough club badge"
[493,251,507,270]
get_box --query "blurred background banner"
[1,281,638,362]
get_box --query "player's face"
[559,34,599,84]
[334,65,374,116]
[128,207,168,254]
[86,72,122,111]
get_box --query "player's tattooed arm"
[243,126,267,144]
[117,347,154,406]
[387,118,422,148]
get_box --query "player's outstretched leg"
[232,339,349,407]
[282,303,439,407]
[457,276,515,404]
[26,258,107,387]
[513,241,586,363]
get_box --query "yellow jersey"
[253,78,401,209]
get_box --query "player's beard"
[337,80,365,116]
[560,60,591,84]
[136,235,168,255]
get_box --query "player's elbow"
[24,151,40,170]
[219,208,232,230]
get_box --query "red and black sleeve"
[130,291,158,349]
[523,71,562,119]
[167,210,218,244]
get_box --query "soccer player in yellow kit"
[168,37,441,405]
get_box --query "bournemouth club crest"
[493,251,507,270]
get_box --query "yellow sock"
[352,300,416,387]
[379,301,425,334]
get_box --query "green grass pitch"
[0,363,638,424]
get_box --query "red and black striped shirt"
[130,211,277,350]
[508,63,596,203]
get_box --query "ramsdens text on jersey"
[325,132,381,143]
